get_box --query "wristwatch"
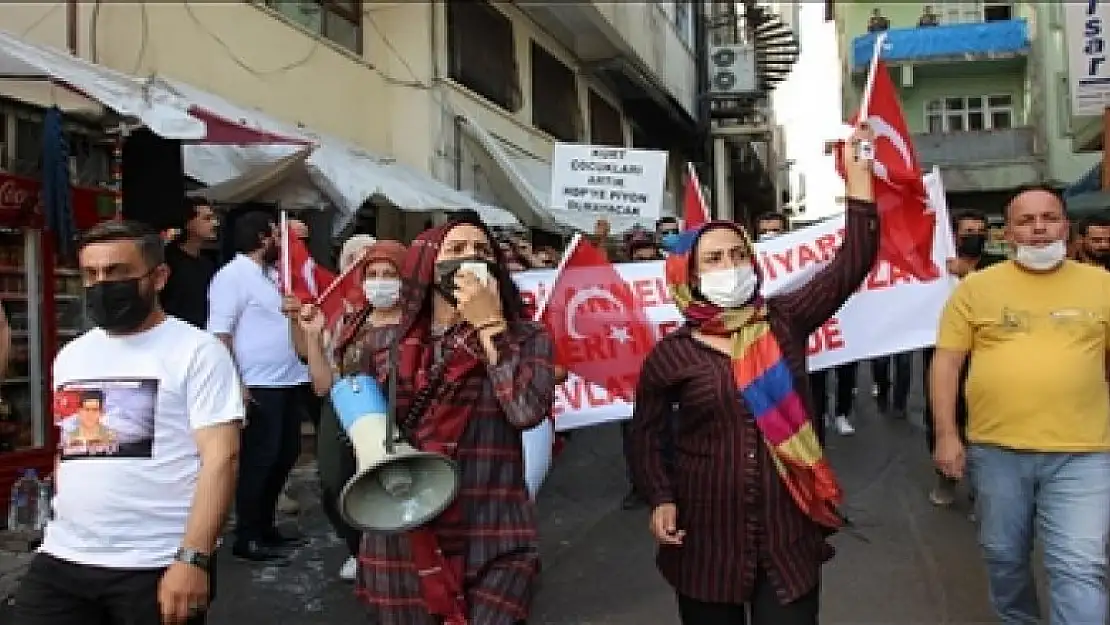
[174,547,212,572]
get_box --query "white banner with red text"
[514,171,958,431]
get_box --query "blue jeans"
[968,445,1110,625]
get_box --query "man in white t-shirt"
[13,220,243,625]
[207,211,309,563]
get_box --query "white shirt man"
[14,220,242,625]
[207,210,307,563]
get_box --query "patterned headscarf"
[393,220,527,449]
[665,221,844,529]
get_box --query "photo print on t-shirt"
[53,378,158,460]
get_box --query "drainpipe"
[66,0,78,55]
[693,0,713,213]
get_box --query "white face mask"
[362,278,401,309]
[1013,239,1066,271]
[698,264,759,308]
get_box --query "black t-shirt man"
[159,199,219,329]
[161,243,216,329]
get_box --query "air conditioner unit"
[707,44,759,97]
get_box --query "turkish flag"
[281,224,335,301]
[682,164,710,229]
[539,235,654,403]
[317,264,367,338]
[52,388,80,422]
[280,225,366,334]
[836,61,939,282]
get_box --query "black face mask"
[957,233,986,258]
[432,257,498,307]
[85,278,156,333]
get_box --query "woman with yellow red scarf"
[629,129,878,625]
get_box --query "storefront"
[0,168,117,499]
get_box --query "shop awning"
[0,29,306,146]
[158,78,517,232]
[457,114,671,234]
[188,146,316,205]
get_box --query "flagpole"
[534,232,582,321]
[686,162,708,211]
[858,32,887,122]
[279,210,291,295]
[314,249,368,306]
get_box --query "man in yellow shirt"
[931,188,1110,625]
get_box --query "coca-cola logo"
[0,177,39,213]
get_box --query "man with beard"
[160,198,219,329]
[1075,215,1110,269]
[207,211,308,564]
[14,221,242,625]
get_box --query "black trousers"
[235,386,302,543]
[676,570,819,625]
[316,401,361,557]
[13,552,216,625]
[921,347,970,457]
[871,351,913,410]
[808,362,858,419]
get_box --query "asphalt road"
[205,360,1001,625]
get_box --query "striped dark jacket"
[629,199,879,605]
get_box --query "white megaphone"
[330,374,459,533]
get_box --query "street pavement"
[205,361,1000,624]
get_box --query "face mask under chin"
[1014,240,1066,271]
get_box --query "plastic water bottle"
[6,469,42,531]
[36,476,53,529]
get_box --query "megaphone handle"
[385,338,400,454]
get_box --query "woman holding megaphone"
[353,216,554,625]
[289,238,408,583]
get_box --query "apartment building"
[0,1,703,237]
[835,1,1096,213]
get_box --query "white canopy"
[0,29,205,140]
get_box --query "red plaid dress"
[355,223,556,625]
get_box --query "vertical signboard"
[1066,1,1110,116]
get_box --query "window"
[588,91,624,147]
[447,0,521,113]
[942,1,1013,24]
[924,94,1015,132]
[12,116,42,178]
[265,1,362,54]
[530,42,580,142]
[983,2,1013,22]
[674,0,694,47]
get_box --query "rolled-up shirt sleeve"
[629,343,675,508]
[206,267,242,336]
[483,322,556,430]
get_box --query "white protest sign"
[512,172,958,431]
[549,143,668,223]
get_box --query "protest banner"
[512,171,958,431]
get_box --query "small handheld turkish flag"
[539,234,655,402]
[836,61,939,282]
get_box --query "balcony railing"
[851,19,1029,71]
[913,127,1035,166]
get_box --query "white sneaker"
[339,556,357,581]
[834,414,855,436]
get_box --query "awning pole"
[1103,107,1110,191]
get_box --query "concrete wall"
[1,2,693,228]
